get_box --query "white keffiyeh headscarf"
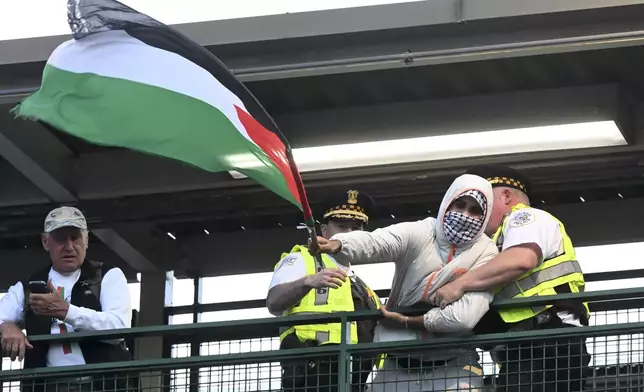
[396,174,493,307]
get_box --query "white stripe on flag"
[48,30,256,144]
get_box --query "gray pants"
[368,358,483,392]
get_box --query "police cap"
[466,164,532,197]
[321,190,375,224]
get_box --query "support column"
[136,271,173,391]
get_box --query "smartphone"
[27,281,50,294]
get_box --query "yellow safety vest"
[492,204,590,323]
[276,245,359,345]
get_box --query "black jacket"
[21,260,132,392]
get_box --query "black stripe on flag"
[66,0,289,148]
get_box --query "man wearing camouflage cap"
[0,206,131,392]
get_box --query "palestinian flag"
[13,0,313,221]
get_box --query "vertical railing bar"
[189,275,201,392]
[337,314,349,392]
[0,342,4,392]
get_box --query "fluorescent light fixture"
[580,196,586,202]
[167,232,176,240]
[230,121,625,178]
[204,229,210,235]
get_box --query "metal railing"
[163,269,644,316]
[1,277,644,391]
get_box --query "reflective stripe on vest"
[275,245,358,345]
[495,259,584,301]
[492,204,590,323]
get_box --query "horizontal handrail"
[166,269,644,315]
[8,286,644,344]
[584,268,644,282]
[1,320,643,382]
[491,286,644,309]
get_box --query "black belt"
[508,306,583,332]
[509,310,557,332]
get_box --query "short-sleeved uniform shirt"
[268,253,350,290]
[499,207,582,326]
[268,252,380,344]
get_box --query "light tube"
[230,121,625,178]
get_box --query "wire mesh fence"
[170,309,644,392]
[1,358,21,392]
[2,326,644,392]
[3,303,644,391]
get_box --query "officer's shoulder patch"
[276,254,299,270]
[282,254,298,266]
[508,209,536,228]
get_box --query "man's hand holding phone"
[28,281,69,320]
[27,281,51,294]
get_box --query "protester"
[312,174,498,391]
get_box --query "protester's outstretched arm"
[310,220,427,266]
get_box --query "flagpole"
[285,150,324,263]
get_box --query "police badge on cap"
[321,190,375,224]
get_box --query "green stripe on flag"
[14,64,298,206]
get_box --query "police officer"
[430,165,591,392]
[266,190,382,392]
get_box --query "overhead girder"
[0,111,161,272]
[3,0,644,91]
[175,196,644,277]
[0,85,639,210]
